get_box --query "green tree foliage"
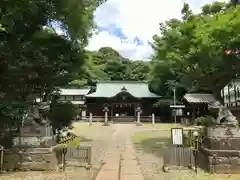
[150,2,240,100]
[69,47,150,87]
[48,101,77,132]
[0,0,103,128]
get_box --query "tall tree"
[71,47,151,86]
[150,2,240,100]
[0,0,103,129]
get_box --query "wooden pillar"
[234,79,237,106]
[134,103,136,119]
[192,105,196,124]
[228,84,231,106]
[111,104,113,121]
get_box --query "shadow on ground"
[134,137,171,159]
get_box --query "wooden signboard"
[171,128,183,145]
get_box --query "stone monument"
[197,106,240,173]
[3,104,58,171]
[16,117,54,147]
[216,106,239,126]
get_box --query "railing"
[163,146,194,167]
[57,135,92,168]
[65,145,92,166]
[84,115,161,122]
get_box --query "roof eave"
[86,96,161,98]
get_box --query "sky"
[86,0,226,60]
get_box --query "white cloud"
[87,0,226,60]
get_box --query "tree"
[150,2,240,100]
[48,101,77,134]
[0,0,104,130]
[71,47,151,86]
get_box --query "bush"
[195,116,216,127]
[183,133,191,147]
[48,101,77,133]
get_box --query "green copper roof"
[86,81,160,98]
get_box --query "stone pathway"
[95,124,144,180]
[120,138,144,180]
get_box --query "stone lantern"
[103,106,109,126]
[136,106,142,126]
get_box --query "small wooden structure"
[182,93,219,123]
[58,135,92,169]
[163,146,194,167]
[65,145,92,167]
[59,88,90,120]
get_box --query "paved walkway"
[95,124,144,180]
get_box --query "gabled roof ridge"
[97,81,147,84]
[60,86,90,89]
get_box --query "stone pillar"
[137,111,140,123]
[104,111,108,123]
[81,110,86,120]
[152,113,155,126]
[136,111,142,126]
[103,106,109,126]
[89,113,92,126]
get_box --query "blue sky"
[86,0,226,60]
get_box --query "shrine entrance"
[111,103,139,121]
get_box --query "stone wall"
[198,127,240,173]
[198,149,240,173]
[2,148,58,171]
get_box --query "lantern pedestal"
[103,122,110,126]
[198,126,240,173]
[136,122,142,126]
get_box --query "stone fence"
[1,145,92,171]
[2,148,57,171]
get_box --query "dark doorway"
[112,103,135,117]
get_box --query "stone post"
[136,106,142,126]
[137,111,140,123]
[89,113,92,126]
[81,110,86,120]
[103,106,109,126]
[152,113,155,126]
[104,111,108,123]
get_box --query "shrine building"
[85,81,161,122]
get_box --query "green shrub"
[195,116,216,127]
[183,133,191,147]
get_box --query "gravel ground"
[1,123,239,180]
[133,127,240,180]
